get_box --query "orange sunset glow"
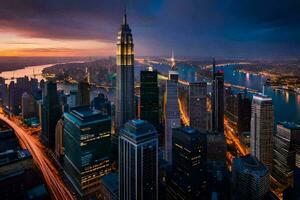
[0,33,114,57]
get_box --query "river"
[1,61,299,124]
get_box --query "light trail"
[0,113,76,200]
[224,117,249,156]
[178,98,190,126]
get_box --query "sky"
[0,0,299,58]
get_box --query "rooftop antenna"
[123,3,127,25]
[171,50,176,70]
[33,68,36,78]
[212,57,216,79]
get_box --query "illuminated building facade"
[232,155,270,200]
[189,82,207,132]
[55,119,64,159]
[63,106,111,196]
[272,121,300,186]
[164,71,181,164]
[140,69,159,130]
[119,119,158,200]
[115,13,135,130]
[166,127,207,199]
[251,94,274,170]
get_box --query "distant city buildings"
[21,92,36,119]
[63,106,111,197]
[140,68,160,131]
[251,94,274,170]
[166,127,207,199]
[232,155,270,200]
[188,82,207,132]
[91,93,111,115]
[211,59,224,133]
[164,71,181,164]
[41,81,62,149]
[115,13,135,130]
[119,120,158,200]
[272,121,300,186]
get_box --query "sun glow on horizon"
[0,33,114,57]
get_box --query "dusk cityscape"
[0,1,300,200]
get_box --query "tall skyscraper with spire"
[211,58,224,133]
[115,12,135,130]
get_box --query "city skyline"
[0,0,299,58]
[1,1,300,200]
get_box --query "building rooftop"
[0,149,32,167]
[253,93,272,101]
[100,172,118,195]
[121,119,157,142]
[179,126,201,135]
[64,106,110,126]
[234,155,268,177]
[278,121,300,130]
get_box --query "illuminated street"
[178,97,190,126]
[0,112,76,200]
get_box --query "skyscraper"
[232,155,270,200]
[76,80,90,106]
[41,81,62,149]
[272,121,300,186]
[55,119,64,159]
[21,92,36,119]
[115,13,135,130]
[225,91,251,134]
[251,94,274,170]
[189,82,207,132]
[119,119,158,200]
[140,68,159,130]
[63,106,111,197]
[164,71,181,164]
[211,58,224,133]
[166,127,207,199]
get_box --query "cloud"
[0,0,299,58]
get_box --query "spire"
[123,8,127,25]
[213,57,216,79]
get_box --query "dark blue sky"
[0,0,299,58]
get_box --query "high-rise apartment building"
[140,68,159,131]
[232,155,270,200]
[164,71,181,164]
[272,121,300,186]
[189,82,207,131]
[119,119,158,200]
[166,127,207,199]
[251,94,274,170]
[41,81,62,149]
[211,59,224,133]
[63,106,111,196]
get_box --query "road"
[0,113,76,200]
[178,97,190,126]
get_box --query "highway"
[0,113,76,200]
[224,117,249,157]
